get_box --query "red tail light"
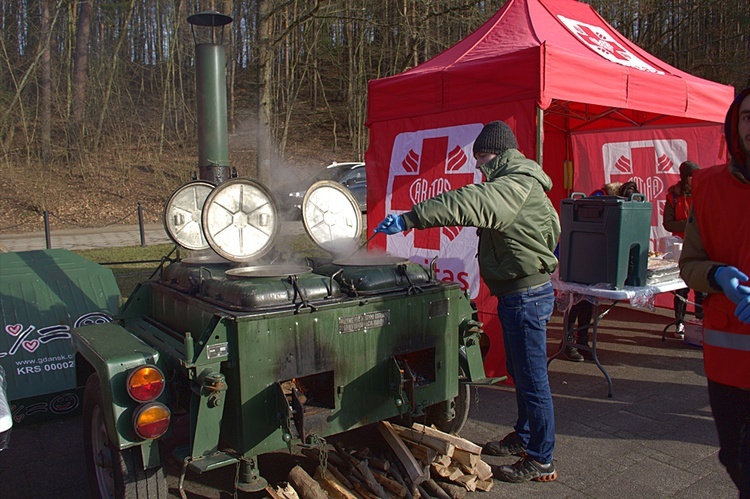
[133,403,171,439]
[126,366,165,402]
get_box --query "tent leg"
[536,106,544,167]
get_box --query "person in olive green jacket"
[376,120,561,483]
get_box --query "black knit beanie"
[472,121,518,157]
[679,161,700,183]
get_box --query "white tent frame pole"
[536,106,544,167]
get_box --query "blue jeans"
[497,281,555,464]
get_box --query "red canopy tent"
[365,0,734,377]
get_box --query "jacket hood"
[725,86,750,167]
[667,181,689,197]
[479,149,553,192]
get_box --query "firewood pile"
[266,421,493,498]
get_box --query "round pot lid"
[202,178,279,262]
[332,255,409,266]
[225,265,312,278]
[163,181,214,251]
[302,180,363,255]
[180,253,231,266]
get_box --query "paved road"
[0,306,737,498]
[0,222,308,253]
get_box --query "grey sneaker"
[497,455,557,482]
[482,431,526,457]
[564,345,584,362]
[674,323,685,339]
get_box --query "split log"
[475,478,494,492]
[287,465,328,499]
[452,448,479,473]
[353,481,381,499]
[405,441,438,465]
[436,481,467,499]
[326,463,356,491]
[391,424,455,457]
[264,485,286,499]
[384,459,414,499]
[378,422,426,484]
[315,466,359,499]
[409,423,483,454]
[356,459,389,498]
[368,457,391,472]
[453,474,477,492]
[474,459,492,481]
[275,483,301,499]
[416,484,431,499]
[430,462,462,481]
[372,468,408,498]
[422,478,452,499]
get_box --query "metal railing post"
[137,203,146,247]
[43,211,52,249]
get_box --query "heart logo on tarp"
[22,339,40,353]
[6,324,23,336]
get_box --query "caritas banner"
[366,102,537,379]
[571,124,727,248]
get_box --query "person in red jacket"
[680,86,750,496]
[663,161,706,338]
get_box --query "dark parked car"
[280,162,366,218]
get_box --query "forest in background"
[0,0,748,232]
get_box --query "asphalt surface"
[0,225,739,498]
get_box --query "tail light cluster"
[127,366,170,439]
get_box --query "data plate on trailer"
[428,299,450,319]
[338,310,391,334]
[207,342,228,360]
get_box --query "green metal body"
[0,250,120,424]
[71,259,490,473]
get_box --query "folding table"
[549,275,687,398]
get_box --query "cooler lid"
[201,178,279,262]
[163,181,214,251]
[301,180,363,255]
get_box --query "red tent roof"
[367,0,734,127]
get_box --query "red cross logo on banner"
[610,145,676,225]
[573,24,628,61]
[391,136,474,250]
[557,15,662,74]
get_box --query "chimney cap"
[187,11,232,28]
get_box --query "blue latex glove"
[375,214,406,234]
[736,295,750,324]
[715,266,750,305]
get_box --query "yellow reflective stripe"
[703,329,750,351]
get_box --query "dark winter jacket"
[401,149,560,296]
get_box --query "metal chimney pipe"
[188,11,233,185]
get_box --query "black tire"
[424,378,470,435]
[83,373,168,499]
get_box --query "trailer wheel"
[83,373,168,499]
[424,376,470,435]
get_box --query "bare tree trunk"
[256,0,273,184]
[40,0,52,164]
[94,0,135,151]
[69,0,93,160]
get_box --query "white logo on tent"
[601,138,686,247]
[557,15,664,75]
[385,124,484,298]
